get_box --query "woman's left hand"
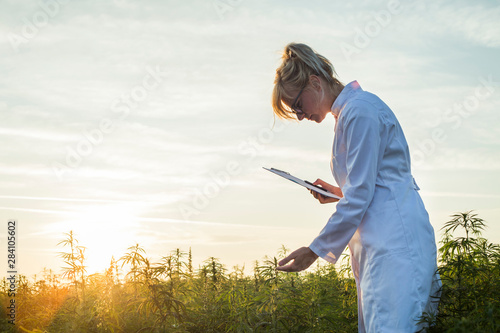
[276,247,319,272]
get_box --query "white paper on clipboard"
[263,167,341,199]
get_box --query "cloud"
[0,127,74,142]
[436,4,500,48]
[420,192,500,199]
[415,146,500,171]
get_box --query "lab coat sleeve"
[309,103,381,264]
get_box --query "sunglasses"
[290,86,305,116]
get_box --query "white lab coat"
[309,81,441,332]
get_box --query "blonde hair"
[272,43,341,120]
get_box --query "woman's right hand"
[309,178,343,204]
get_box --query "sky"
[0,0,499,277]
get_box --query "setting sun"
[59,203,146,274]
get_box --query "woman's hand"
[309,178,343,204]
[276,247,318,272]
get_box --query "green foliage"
[422,211,500,332]
[1,212,499,332]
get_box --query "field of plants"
[1,211,499,332]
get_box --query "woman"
[273,43,441,332]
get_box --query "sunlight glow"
[60,203,148,274]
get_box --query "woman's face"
[288,76,333,123]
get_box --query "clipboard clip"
[270,168,290,175]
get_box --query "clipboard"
[263,167,341,199]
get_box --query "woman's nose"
[297,113,306,121]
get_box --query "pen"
[305,180,329,193]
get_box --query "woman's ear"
[309,75,321,90]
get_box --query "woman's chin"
[313,115,325,123]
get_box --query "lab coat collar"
[331,80,362,116]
